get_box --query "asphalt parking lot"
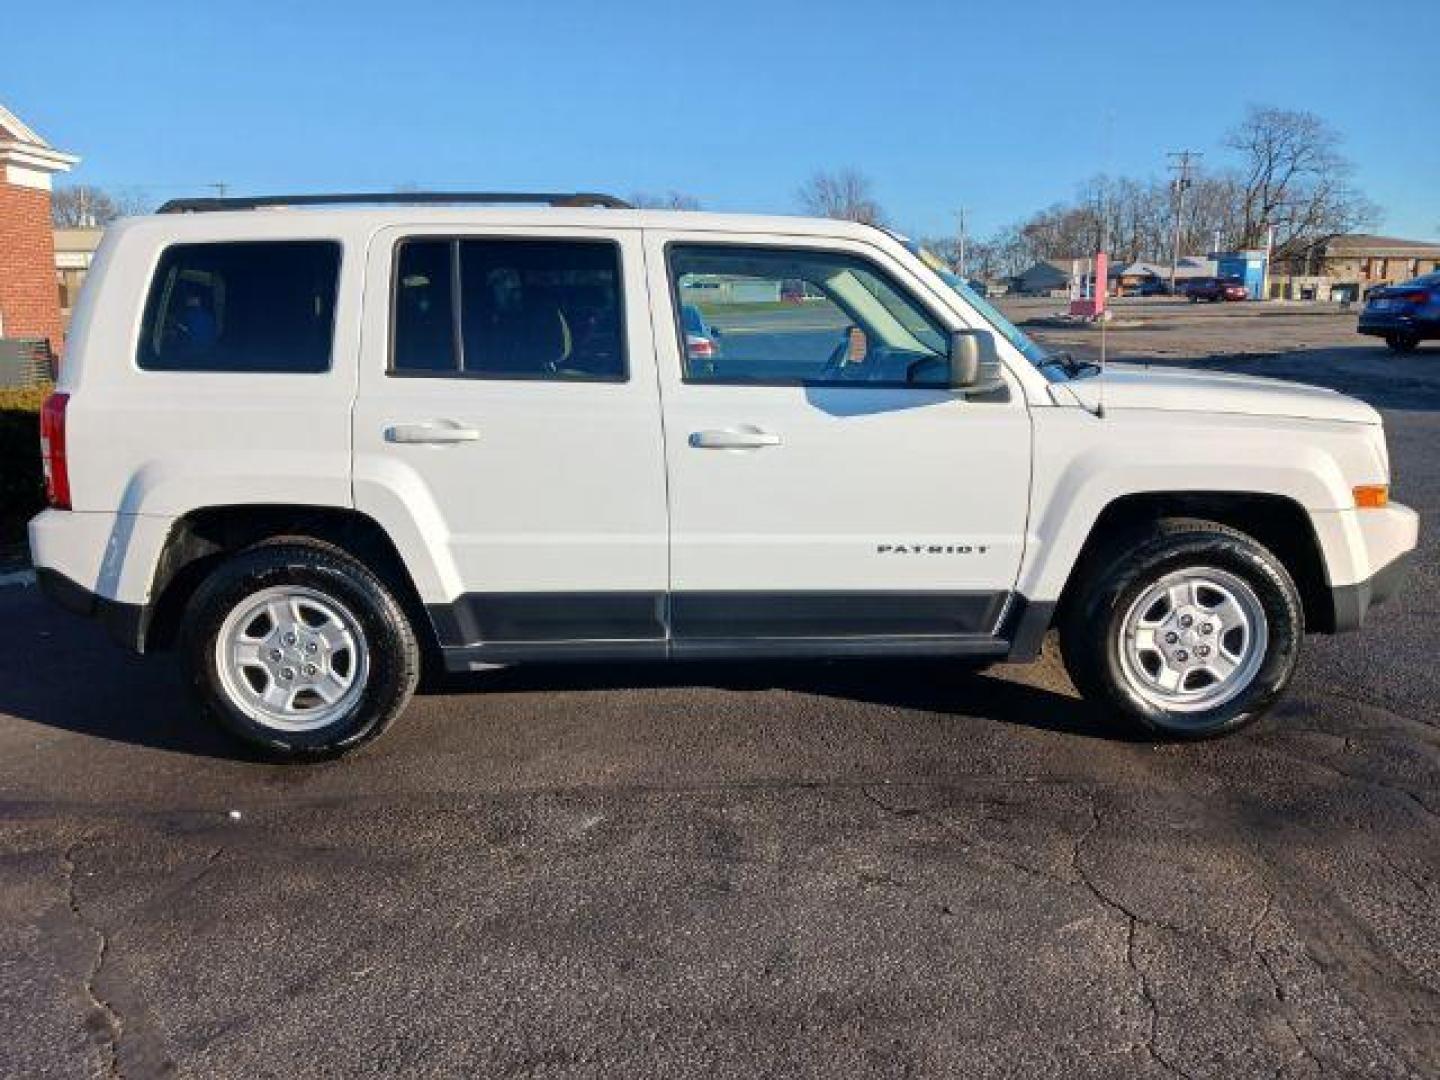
[2,302,1437,1078]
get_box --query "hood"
[1062,364,1380,425]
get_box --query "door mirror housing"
[947,330,1007,393]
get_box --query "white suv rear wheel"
[182,542,419,757]
[215,585,371,733]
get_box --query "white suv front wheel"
[1115,567,1269,715]
[182,542,419,757]
[1061,518,1304,738]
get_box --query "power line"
[1166,150,1202,293]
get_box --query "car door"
[644,230,1033,654]
[353,224,669,663]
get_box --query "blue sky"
[5,0,1437,242]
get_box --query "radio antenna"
[1097,291,1108,418]
[1096,108,1115,419]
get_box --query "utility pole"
[1166,150,1202,294]
[208,182,229,199]
[954,207,967,280]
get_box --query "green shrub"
[0,383,50,544]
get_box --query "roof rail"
[156,191,633,214]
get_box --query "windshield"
[904,242,1062,376]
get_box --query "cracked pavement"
[1,306,1437,1078]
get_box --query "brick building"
[0,103,78,354]
[1271,234,1440,302]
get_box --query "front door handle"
[689,428,782,450]
[385,421,480,445]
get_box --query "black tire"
[1385,333,1420,354]
[1059,518,1303,739]
[181,541,419,758]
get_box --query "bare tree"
[51,184,151,227]
[796,169,885,225]
[972,226,1032,279]
[995,105,1377,273]
[1182,170,1246,254]
[1225,105,1377,257]
[921,236,963,272]
[629,191,702,210]
[922,228,1030,281]
[1015,163,1308,269]
[1066,171,1247,263]
[1015,202,1099,261]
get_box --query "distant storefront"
[54,227,102,325]
[1271,234,1440,301]
[679,276,781,305]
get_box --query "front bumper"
[1312,502,1418,632]
[1330,549,1413,632]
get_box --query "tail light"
[1391,290,1431,306]
[39,391,71,509]
[686,334,716,360]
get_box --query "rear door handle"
[385,421,480,445]
[689,428,782,450]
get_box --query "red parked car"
[1183,276,1249,303]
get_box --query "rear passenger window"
[137,241,340,372]
[391,239,626,380]
[393,241,455,372]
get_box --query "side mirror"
[947,330,1007,393]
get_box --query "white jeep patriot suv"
[29,192,1419,757]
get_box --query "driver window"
[669,245,948,386]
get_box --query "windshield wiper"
[1042,350,1102,378]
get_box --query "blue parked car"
[1359,272,1440,353]
[681,303,723,373]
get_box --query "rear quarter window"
[137,240,341,372]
